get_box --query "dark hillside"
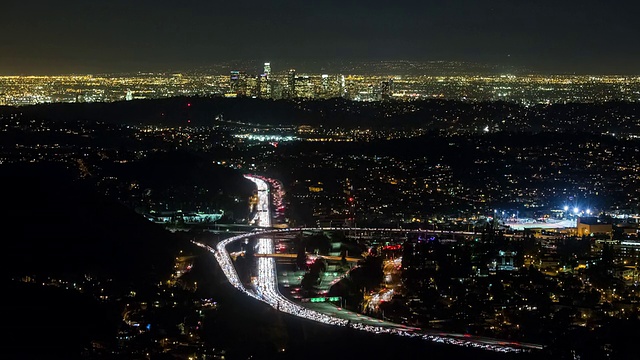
[0,161,185,285]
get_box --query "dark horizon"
[2,1,639,76]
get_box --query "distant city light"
[2,69,640,106]
[233,134,298,142]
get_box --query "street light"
[573,207,579,214]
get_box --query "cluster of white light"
[244,175,272,227]
[350,323,530,353]
[254,237,347,325]
[233,134,298,142]
[253,175,285,215]
[368,288,395,312]
[562,205,592,216]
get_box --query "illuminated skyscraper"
[259,73,271,99]
[294,75,314,98]
[287,69,296,99]
[245,75,258,97]
[263,62,271,78]
[319,74,330,99]
[230,70,241,94]
[230,70,255,96]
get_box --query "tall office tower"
[245,75,258,97]
[295,75,315,98]
[263,62,271,78]
[230,70,254,96]
[287,69,296,99]
[319,74,330,99]
[270,82,283,100]
[340,75,347,98]
[259,73,271,99]
[230,70,241,94]
[125,89,133,101]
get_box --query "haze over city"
[2,0,639,75]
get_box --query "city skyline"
[1,1,639,75]
[3,67,640,106]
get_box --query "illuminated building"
[230,70,259,97]
[490,250,519,271]
[316,74,341,99]
[317,74,330,99]
[229,70,243,95]
[616,240,640,268]
[245,75,258,97]
[263,62,271,78]
[287,69,296,99]
[308,183,323,192]
[577,217,613,236]
[294,74,314,98]
[259,73,271,99]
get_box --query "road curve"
[193,174,543,354]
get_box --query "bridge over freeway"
[254,252,362,263]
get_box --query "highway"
[244,174,271,227]
[192,174,544,354]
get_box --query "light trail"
[194,227,543,353]
[244,174,271,227]
[192,173,543,354]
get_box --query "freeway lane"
[244,174,271,227]
[193,174,543,354]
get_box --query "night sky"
[1,0,639,75]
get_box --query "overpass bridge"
[254,252,361,263]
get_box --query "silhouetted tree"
[306,233,332,255]
[295,244,307,271]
